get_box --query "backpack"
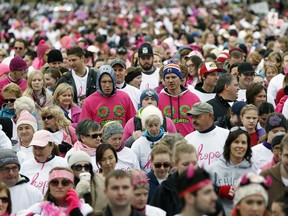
[134,116,167,131]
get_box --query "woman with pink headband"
[18,167,93,215]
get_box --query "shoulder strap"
[134,117,142,131]
[162,116,167,131]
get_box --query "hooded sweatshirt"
[80,69,136,128]
[207,157,257,215]
[158,87,200,136]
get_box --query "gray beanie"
[67,151,92,168]
[102,121,124,141]
[0,149,20,168]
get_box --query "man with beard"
[138,43,160,91]
[236,62,255,101]
[176,164,218,216]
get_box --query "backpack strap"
[134,117,142,131]
[162,116,167,131]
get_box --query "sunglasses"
[3,98,16,103]
[42,115,54,121]
[14,47,23,50]
[50,179,71,187]
[153,162,171,168]
[0,197,9,204]
[85,133,102,139]
[0,54,7,58]
[73,164,91,172]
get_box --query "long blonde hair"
[23,70,46,96]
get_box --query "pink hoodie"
[158,88,200,137]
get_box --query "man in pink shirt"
[158,62,200,136]
[80,65,136,128]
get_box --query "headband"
[48,170,74,183]
[179,179,212,198]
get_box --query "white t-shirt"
[185,126,229,169]
[116,147,140,172]
[72,67,89,103]
[188,87,216,102]
[251,143,273,170]
[140,68,160,91]
[119,83,141,111]
[20,156,68,195]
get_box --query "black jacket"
[207,94,232,121]
[147,170,160,204]
[103,206,145,216]
[56,67,98,104]
[149,172,182,216]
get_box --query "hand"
[218,185,235,200]
[132,130,142,140]
[66,189,80,212]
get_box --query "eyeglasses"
[85,133,102,139]
[186,64,194,69]
[0,54,7,58]
[153,162,171,168]
[50,179,72,187]
[14,47,23,50]
[73,164,91,172]
[42,115,54,121]
[230,126,247,132]
[0,197,9,204]
[3,98,16,103]
[0,166,19,173]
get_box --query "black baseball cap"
[138,43,153,57]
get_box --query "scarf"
[142,127,165,143]
[40,201,67,216]
[73,141,96,156]
[32,89,47,107]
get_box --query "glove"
[218,185,235,200]
[66,189,80,213]
[75,179,90,198]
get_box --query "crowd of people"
[0,0,288,215]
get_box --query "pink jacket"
[70,105,82,128]
[158,88,200,136]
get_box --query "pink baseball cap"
[30,130,54,147]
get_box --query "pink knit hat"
[9,56,28,71]
[37,40,51,59]
[17,110,37,132]
[0,63,10,76]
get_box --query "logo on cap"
[145,90,155,96]
[142,47,148,54]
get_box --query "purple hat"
[9,56,28,71]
